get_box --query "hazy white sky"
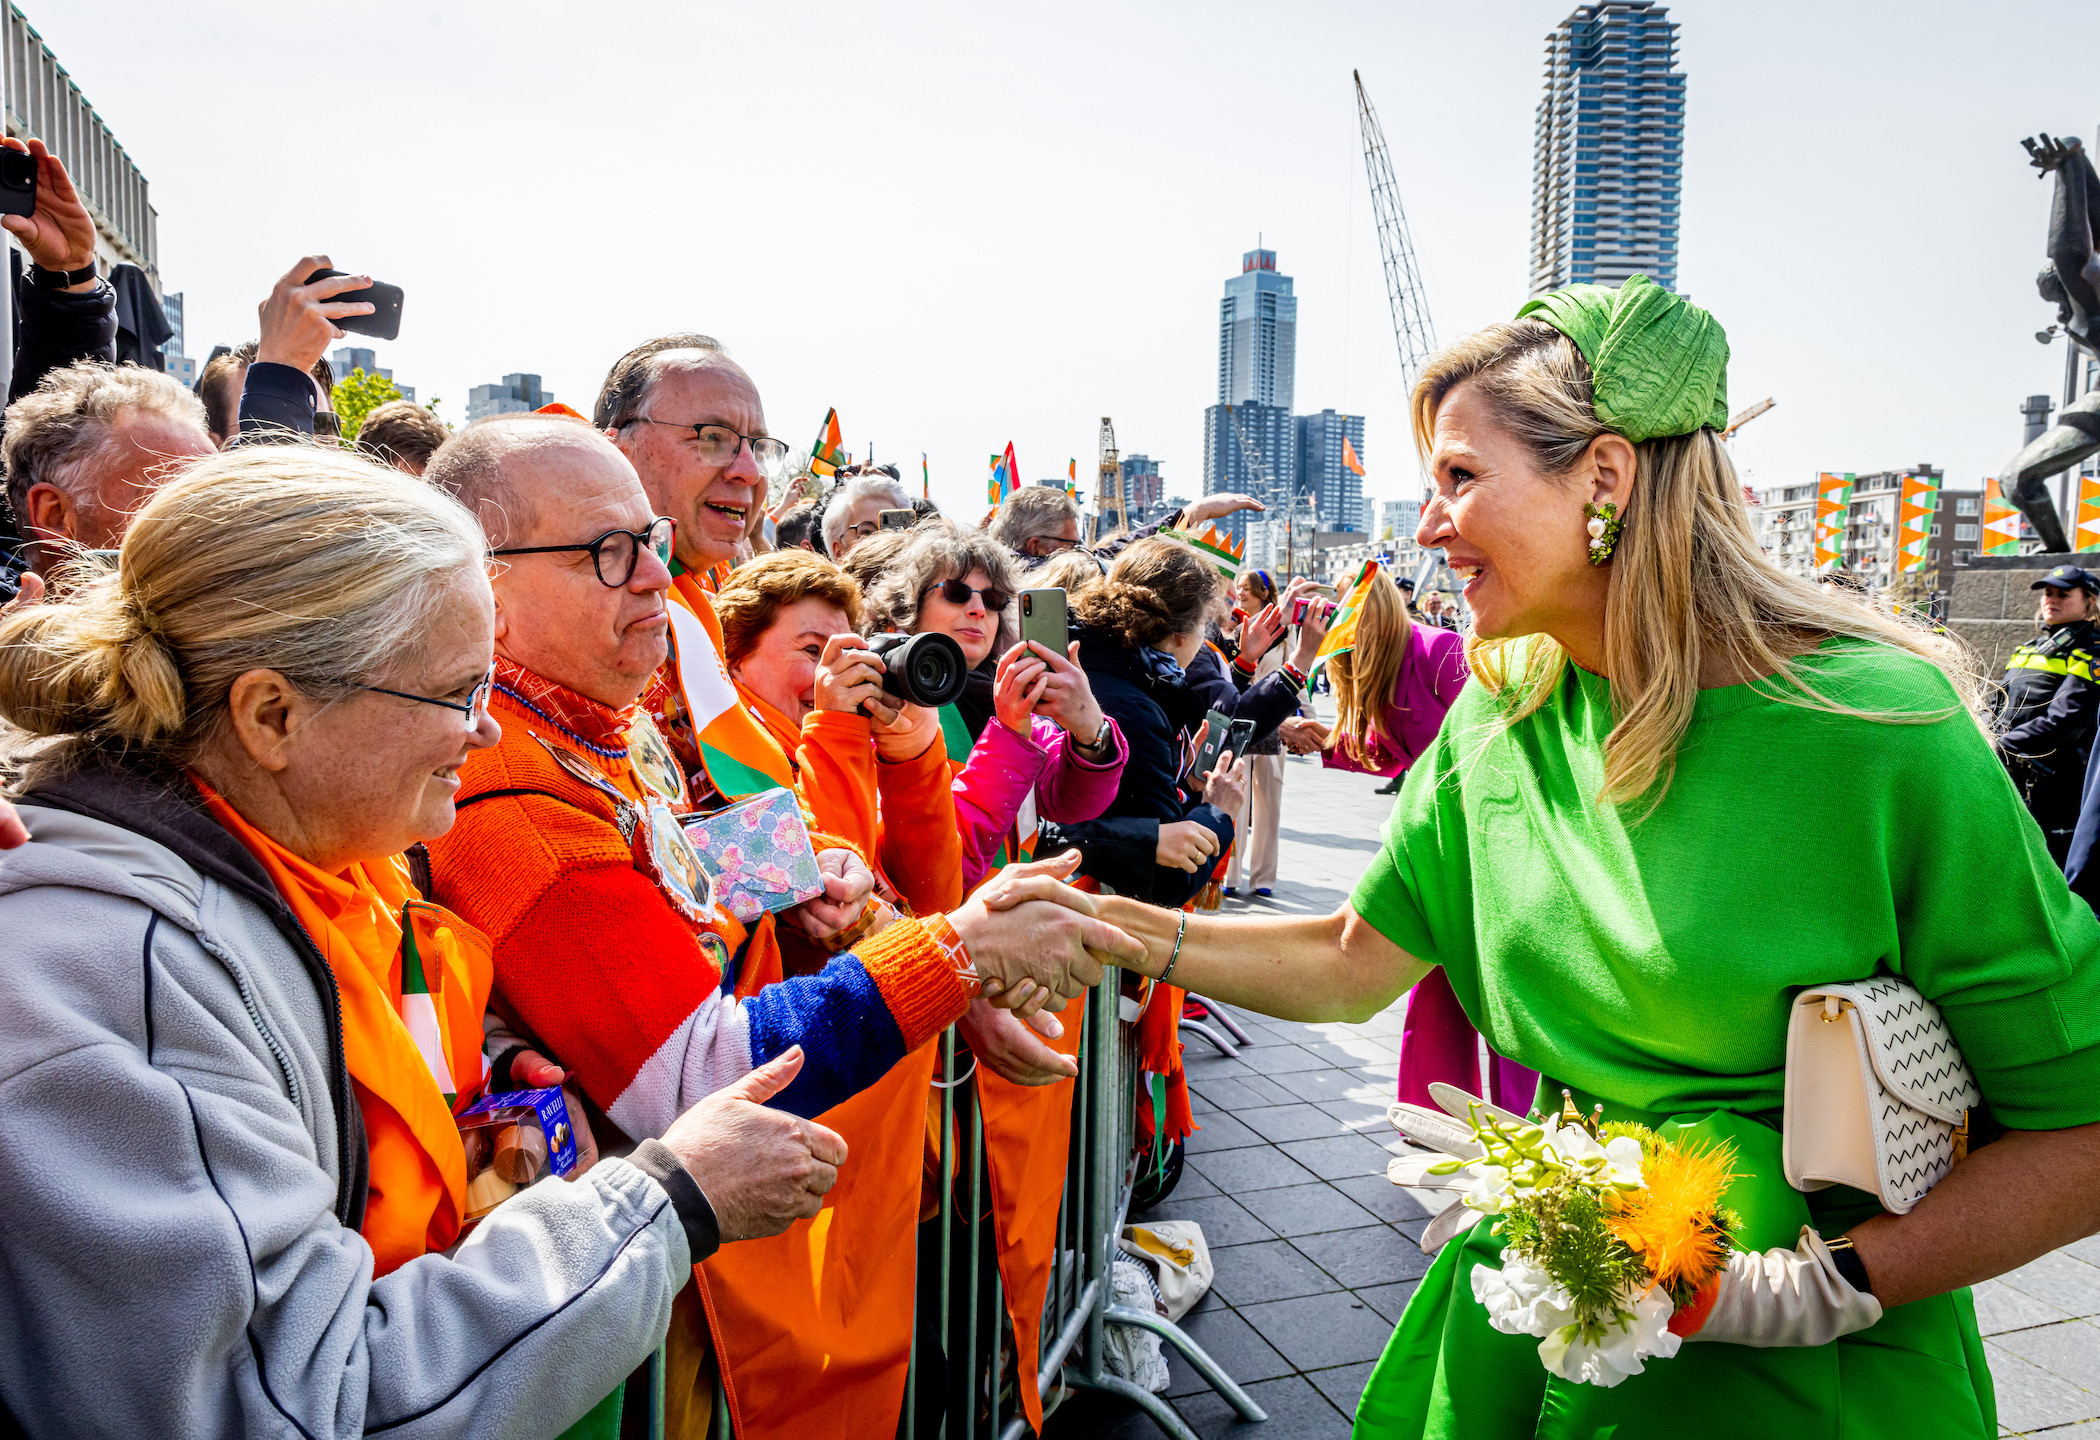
[38,0,2094,521]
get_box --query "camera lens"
[866,631,967,708]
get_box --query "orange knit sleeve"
[852,917,974,1053]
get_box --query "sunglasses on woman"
[925,578,1011,612]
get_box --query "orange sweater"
[425,667,972,1141]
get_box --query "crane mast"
[1093,416,1124,540]
[1354,70,1437,391]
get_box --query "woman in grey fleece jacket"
[0,449,836,1439]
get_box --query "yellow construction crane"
[1092,417,1125,541]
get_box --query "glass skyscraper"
[1204,248,1299,543]
[1528,2,1686,296]
[1297,410,1366,536]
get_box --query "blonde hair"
[1411,318,1983,806]
[715,549,865,666]
[1329,566,1413,765]
[0,446,487,788]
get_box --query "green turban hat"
[1514,274,1730,443]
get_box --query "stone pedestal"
[1945,553,2100,674]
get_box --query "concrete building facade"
[1755,464,1950,592]
[466,373,552,423]
[1528,1,1685,295]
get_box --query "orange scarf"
[196,780,492,1275]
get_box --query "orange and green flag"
[1812,472,1854,570]
[1983,478,2023,556]
[1067,458,1077,497]
[1311,560,1384,675]
[2077,476,2100,553]
[1897,471,1941,573]
[922,451,930,499]
[809,408,845,477]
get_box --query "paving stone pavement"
[1042,744,2100,1439]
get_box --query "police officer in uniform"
[1994,563,2100,864]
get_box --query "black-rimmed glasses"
[627,417,791,476]
[363,665,496,731]
[493,516,676,588]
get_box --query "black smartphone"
[1225,718,1255,760]
[1019,587,1068,657]
[303,267,404,341]
[879,508,916,532]
[0,149,34,219]
[1190,707,1232,781]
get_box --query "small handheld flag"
[809,408,846,477]
[1311,560,1384,676]
[1004,442,1020,501]
[922,451,930,499]
[1067,458,1077,497]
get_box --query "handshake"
[655,850,1143,1244]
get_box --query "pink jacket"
[952,714,1128,892]
[1324,623,1468,778]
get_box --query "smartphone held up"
[304,267,405,341]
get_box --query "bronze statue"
[2004,133,2100,554]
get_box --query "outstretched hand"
[2025,133,2079,177]
[1181,492,1266,531]
[951,850,1143,1016]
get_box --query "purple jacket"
[952,714,1128,892]
[1324,623,1468,778]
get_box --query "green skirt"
[1353,1101,1997,1439]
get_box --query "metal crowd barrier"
[703,976,1264,1440]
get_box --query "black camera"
[865,631,967,708]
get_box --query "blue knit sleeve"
[740,957,909,1118]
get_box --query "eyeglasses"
[846,519,885,540]
[1032,535,1088,555]
[493,517,676,588]
[363,665,496,731]
[627,417,791,476]
[925,578,1011,612]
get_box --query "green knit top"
[1350,637,2100,1130]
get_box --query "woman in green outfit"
[1080,278,2100,1438]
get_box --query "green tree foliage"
[331,368,404,442]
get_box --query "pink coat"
[952,715,1128,892]
[1323,623,1468,778]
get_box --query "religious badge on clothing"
[627,712,689,808]
[531,734,715,927]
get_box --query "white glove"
[1685,1227,1882,1347]
[1386,1083,1530,1255]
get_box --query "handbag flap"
[1799,977,1980,1125]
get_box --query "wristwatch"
[29,261,98,290]
[1824,1233,1872,1294]
[1075,718,1113,754]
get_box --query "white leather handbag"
[1781,976,1982,1215]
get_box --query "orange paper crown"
[1163,521,1247,578]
